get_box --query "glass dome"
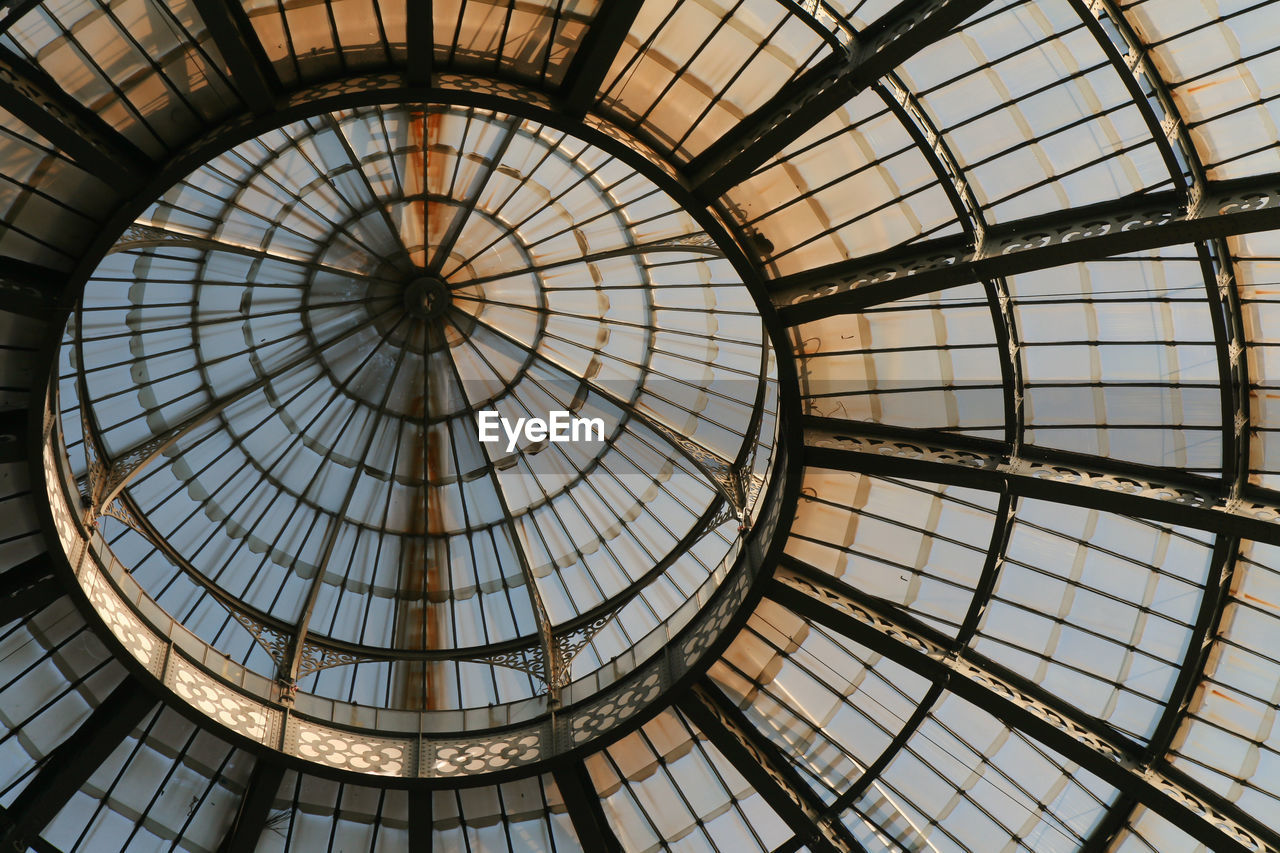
[57,101,776,725]
[1,0,1280,851]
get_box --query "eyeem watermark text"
[477,411,605,452]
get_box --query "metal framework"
[0,678,156,852]
[190,0,278,115]
[773,174,1280,322]
[767,560,1280,853]
[803,416,1280,544]
[552,763,623,853]
[678,679,865,853]
[559,0,646,117]
[6,0,1277,846]
[0,256,62,317]
[407,788,433,852]
[217,758,285,853]
[0,553,59,627]
[688,0,997,197]
[0,43,149,178]
[405,0,431,86]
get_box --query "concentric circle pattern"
[59,104,778,716]
[5,0,1280,847]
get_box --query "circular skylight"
[55,103,779,730]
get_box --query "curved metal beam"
[688,0,996,197]
[803,416,1280,544]
[775,175,1280,322]
[678,678,866,853]
[768,561,1280,853]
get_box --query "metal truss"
[0,44,149,178]
[552,763,623,853]
[678,678,866,853]
[1060,5,1244,845]
[0,677,156,852]
[1069,0,1196,204]
[873,71,1027,444]
[773,174,1280,322]
[190,0,278,115]
[767,561,1280,853]
[803,416,1280,545]
[687,0,996,197]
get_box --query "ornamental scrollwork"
[651,232,723,254]
[555,611,616,664]
[228,608,291,669]
[96,498,157,546]
[679,564,751,663]
[457,643,547,685]
[807,430,994,471]
[297,643,372,677]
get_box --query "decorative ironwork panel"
[569,669,664,746]
[457,643,547,685]
[77,557,161,672]
[427,731,545,777]
[168,654,277,744]
[228,609,291,670]
[297,642,373,678]
[287,718,412,778]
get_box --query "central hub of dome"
[50,98,784,779]
[404,274,450,320]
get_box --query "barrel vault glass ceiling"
[3,1,1280,852]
